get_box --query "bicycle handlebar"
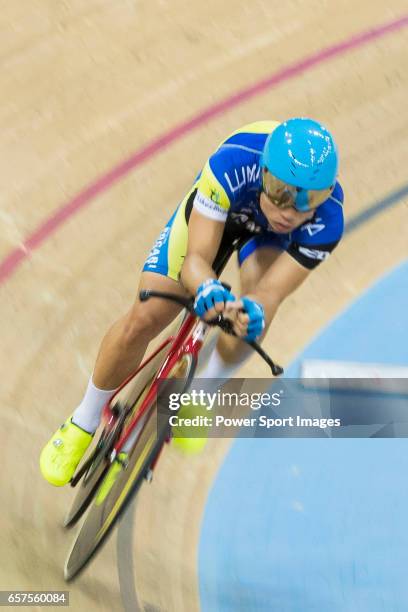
[139,289,284,377]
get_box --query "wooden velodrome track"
[1,1,407,610]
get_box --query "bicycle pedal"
[117,456,129,469]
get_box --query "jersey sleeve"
[288,182,345,270]
[193,158,231,222]
[287,240,340,269]
[192,123,273,222]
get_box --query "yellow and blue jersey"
[194,121,281,222]
[143,121,344,279]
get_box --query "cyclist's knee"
[121,306,163,347]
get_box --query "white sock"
[195,348,247,394]
[200,347,245,379]
[72,377,118,434]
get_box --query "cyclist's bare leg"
[93,271,187,390]
[40,272,189,484]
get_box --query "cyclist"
[40,118,344,485]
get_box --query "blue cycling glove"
[241,297,265,341]
[194,279,235,317]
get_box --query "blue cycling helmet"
[261,118,338,190]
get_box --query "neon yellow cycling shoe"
[39,418,93,487]
[172,401,209,455]
[95,452,128,506]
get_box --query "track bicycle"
[63,231,283,581]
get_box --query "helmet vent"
[308,167,319,182]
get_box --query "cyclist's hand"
[194,279,235,320]
[229,297,265,341]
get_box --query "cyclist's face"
[259,190,314,233]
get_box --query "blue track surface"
[199,260,408,611]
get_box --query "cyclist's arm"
[239,200,343,332]
[251,251,310,312]
[180,207,225,295]
[232,251,311,337]
[180,154,232,295]
[235,239,338,337]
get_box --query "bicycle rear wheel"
[64,353,196,581]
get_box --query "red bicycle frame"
[100,311,208,460]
